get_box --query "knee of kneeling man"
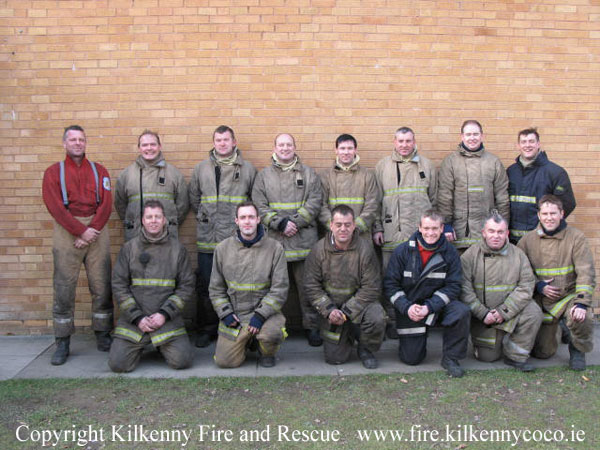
[214,355,244,369]
[168,355,193,370]
[108,357,134,373]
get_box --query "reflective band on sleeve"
[212,297,230,307]
[226,280,271,291]
[397,327,427,335]
[263,211,277,226]
[576,285,594,294]
[534,265,574,277]
[390,291,406,305]
[433,291,450,305]
[261,296,282,312]
[115,326,143,342]
[355,216,367,232]
[151,327,187,346]
[297,206,312,222]
[168,295,185,310]
[132,278,176,287]
[425,313,435,326]
[509,195,537,204]
[119,297,136,311]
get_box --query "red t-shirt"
[417,241,434,268]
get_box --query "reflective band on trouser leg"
[397,327,427,335]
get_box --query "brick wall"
[1,0,599,334]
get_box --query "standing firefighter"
[114,130,189,241]
[42,125,114,366]
[209,202,289,368]
[109,200,195,372]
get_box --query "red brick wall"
[1,0,599,333]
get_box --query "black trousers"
[196,252,219,335]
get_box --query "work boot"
[559,318,570,344]
[195,332,212,348]
[568,342,586,371]
[51,337,70,366]
[306,329,323,347]
[441,356,464,378]
[385,323,398,340]
[95,331,112,352]
[357,346,378,369]
[503,357,535,372]
[258,355,276,368]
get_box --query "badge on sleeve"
[103,177,111,191]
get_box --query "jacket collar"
[391,146,419,163]
[515,150,548,168]
[479,239,509,256]
[536,220,567,239]
[135,152,166,169]
[458,143,485,157]
[325,230,359,252]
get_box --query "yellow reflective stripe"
[355,216,367,232]
[384,186,427,196]
[261,296,281,312]
[226,279,270,291]
[323,330,341,342]
[129,192,175,202]
[201,195,248,204]
[284,249,311,259]
[297,206,312,222]
[168,295,184,310]
[474,284,516,292]
[281,327,288,339]
[119,297,136,311]
[150,327,187,345]
[382,239,408,251]
[212,297,229,307]
[218,321,240,338]
[263,211,277,226]
[115,326,143,342]
[542,313,554,324]
[473,336,496,346]
[576,285,594,294]
[509,195,537,204]
[132,278,176,287]
[535,265,574,277]
[453,238,480,246]
[324,283,355,296]
[510,229,529,237]
[329,197,365,205]
[197,241,218,250]
[269,201,303,210]
[548,293,576,317]
[467,186,484,192]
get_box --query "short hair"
[483,210,507,228]
[395,126,414,137]
[138,129,161,147]
[63,125,85,141]
[420,209,444,226]
[236,200,259,217]
[143,199,165,215]
[274,133,296,147]
[518,127,540,142]
[335,134,357,148]
[213,125,235,141]
[538,194,563,211]
[331,204,355,220]
[461,120,483,134]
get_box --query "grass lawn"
[1,366,597,449]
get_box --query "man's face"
[335,140,357,167]
[538,202,564,232]
[418,217,444,245]
[518,133,541,161]
[482,219,509,250]
[138,134,161,161]
[394,131,416,157]
[330,212,356,246]
[213,131,236,158]
[142,207,167,237]
[235,205,260,240]
[461,123,483,151]
[274,134,296,164]
[63,130,87,159]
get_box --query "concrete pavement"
[1,325,598,380]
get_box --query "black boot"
[568,342,586,371]
[358,346,378,369]
[306,329,323,347]
[51,337,70,366]
[385,323,399,340]
[95,331,112,352]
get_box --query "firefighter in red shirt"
[42,125,114,365]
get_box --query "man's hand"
[484,309,504,325]
[223,313,241,328]
[80,227,100,243]
[541,278,561,301]
[444,230,456,242]
[372,232,384,246]
[570,305,587,323]
[74,238,89,249]
[328,309,346,326]
[407,304,429,322]
[138,317,155,333]
[283,221,298,237]
[248,325,260,335]
[147,313,166,329]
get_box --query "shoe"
[95,331,112,352]
[357,346,378,369]
[568,343,586,371]
[195,332,212,348]
[504,357,535,372]
[306,329,323,347]
[441,356,464,378]
[51,337,70,366]
[385,323,399,340]
[559,319,571,344]
[258,355,276,368]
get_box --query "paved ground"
[1,325,598,380]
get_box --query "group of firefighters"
[41,121,595,376]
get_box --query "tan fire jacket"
[252,157,322,261]
[318,162,379,236]
[114,153,189,241]
[373,150,437,253]
[189,149,257,253]
[438,145,509,248]
[518,224,595,318]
